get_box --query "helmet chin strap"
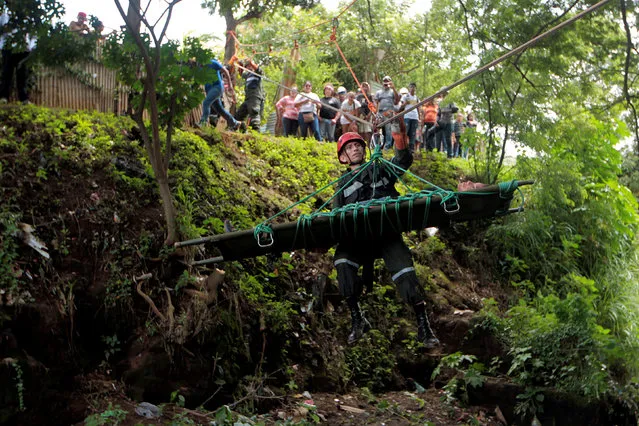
[345,151,365,166]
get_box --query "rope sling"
[252,142,524,248]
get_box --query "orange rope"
[234,38,331,60]
[227,0,360,49]
[330,27,375,112]
[335,0,360,19]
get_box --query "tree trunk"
[156,173,178,246]
[127,0,142,34]
[224,11,237,63]
[146,74,179,245]
[223,10,238,114]
[135,116,179,246]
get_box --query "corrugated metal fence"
[29,44,205,125]
[31,44,129,114]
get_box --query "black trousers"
[333,234,425,305]
[424,122,437,151]
[235,94,263,129]
[0,50,30,102]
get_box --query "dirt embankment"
[1,106,635,425]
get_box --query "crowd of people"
[271,76,479,158]
[197,58,480,159]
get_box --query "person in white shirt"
[340,92,361,134]
[400,83,422,152]
[294,81,322,141]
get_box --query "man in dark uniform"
[333,132,440,348]
[235,59,264,130]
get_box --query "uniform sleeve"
[333,180,346,208]
[333,173,353,209]
[333,192,345,209]
[391,147,413,174]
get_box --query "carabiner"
[257,232,275,248]
[443,198,460,215]
[370,128,383,150]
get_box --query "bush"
[345,330,396,390]
[485,118,639,406]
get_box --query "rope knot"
[370,150,383,162]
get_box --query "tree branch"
[366,0,374,27]
[511,63,536,89]
[114,0,158,103]
[136,280,167,322]
[164,287,175,333]
[158,0,183,54]
[237,8,264,25]
[619,0,639,150]
[164,92,178,169]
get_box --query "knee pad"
[335,258,360,298]
[393,267,424,305]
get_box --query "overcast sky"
[59,0,430,46]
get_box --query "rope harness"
[253,144,524,247]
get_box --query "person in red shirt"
[422,100,438,151]
[276,86,300,137]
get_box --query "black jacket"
[333,148,413,208]
[437,102,458,124]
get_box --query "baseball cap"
[337,86,347,94]
[399,87,409,95]
[382,76,392,82]
[78,12,87,20]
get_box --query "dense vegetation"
[1,0,639,424]
[1,101,638,424]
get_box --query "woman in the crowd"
[276,86,300,137]
[318,84,341,142]
[294,81,322,141]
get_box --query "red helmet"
[337,132,366,164]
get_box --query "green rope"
[253,146,524,245]
[421,195,431,229]
[255,158,373,244]
[498,180,519,198]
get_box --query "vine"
[10,359,26,412]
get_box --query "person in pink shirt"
[276,86,300,137]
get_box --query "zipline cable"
[377,0,614,129]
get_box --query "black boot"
[415,303,440,349]
[347,297,371,344]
